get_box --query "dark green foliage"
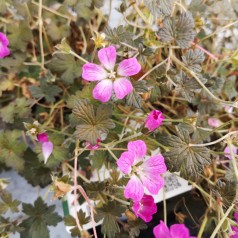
[0,130,27,171]
[20,197,62,238]
[125,80,148,108]
[182,49,205,73]
[48,54,82,84]
[29,80,62,103]
[145,0,175,17]
[73,99,115,145]
[95,201,126,238]
[0,192,20,214]
[0,98,32,123]
[158,12,196,48]
[160,127,211,179]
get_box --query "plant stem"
[138,58,168,81]
[104,192,130,206]
[228,140,238,181]
[171,55,238,108]
[198,213,208,238]
[70,50,89,64]
[38,0,45,69]
[210,204,235,238]
[189,131,238,147]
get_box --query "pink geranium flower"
[82,46,141,102]
[153,221,196,238]
[145,110,164,132]
[224,144,237,160]
[132,194,157,222]
[117,140,166,201]
[0,32,10,58]
[231,212,238,238]
[37,132,53,164]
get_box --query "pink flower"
[37,132,53,164]
[117,140,166,201]
[224,145,237,160]
[208,118,221,128]
[145,110,164,132]
[132,194,157,222]
[153,221,196,238]
[82,46,141,102]
[0,32,10,58]
[231,212,238,238]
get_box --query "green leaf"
[84,181,105,199]
[160,126,211,179]
[19,149,52,188]
[20,197,61,238]
[223,76,238,100]
[0,192,20,214]
[0,130,27,171]
[95,201,126,238]
[29,80,62,103]
[48,53,82,84]
[90,150,107,170]
[158,12,196,48]
[145,0,175,17]
[128,219,147,238]
[182,49,205,73]
[7,22,32,51]
[0,98,32,123]
[173,71,207,102]
[125,80,148,108]
[105,25,134,45]
[213,180,237,208]
[73,99,115,145]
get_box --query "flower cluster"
[117,140,166,222]
[145,110,164,132]
[82,46,141,102]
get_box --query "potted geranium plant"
[0,0,237,238]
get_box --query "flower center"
[108,70,116,79]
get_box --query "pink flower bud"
[145,110,164,132]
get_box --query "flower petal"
[0,32,9,46]
[42,141,53,164]
[224,145,237,160]
[0,45,10,58]
[117,58,141,77]
[170,224,190,238]
[127,140,147,163]
[82,63,107,81]
[124,175,144,201]
[92,79,113,102]
[153,221,171,238]
[140,173,164,195]
[37,132,49,143]
[114,78,133,99]
[142,155,167,174]
[117,151,134,174]
[98,46,116,71]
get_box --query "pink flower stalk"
[231,212,238,238]
[0,32,10,58]
[153,220,196,238]
[224,145,237,160]
[132,194,157,222]
[117,140,166,201]
[208,118,221,128]
[145,110,164,132]
[82,46,141,102]
[37,132,53,164]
